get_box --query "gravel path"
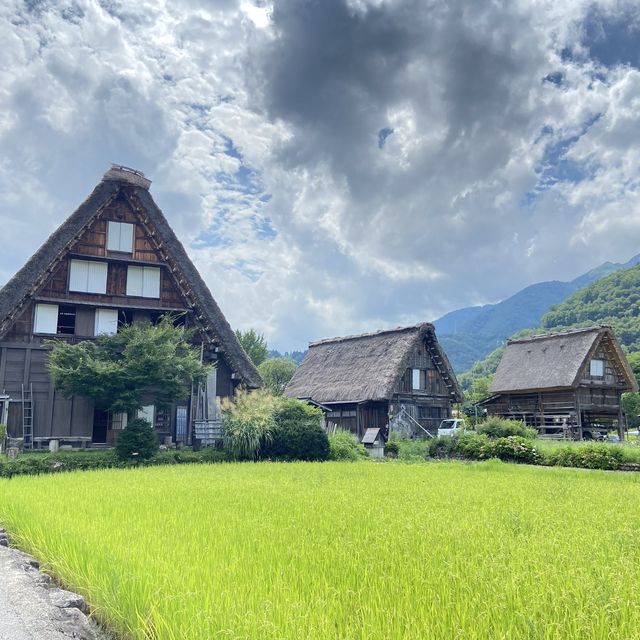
[0,529,109,640]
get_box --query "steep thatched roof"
[285,323,462,403]
[0,166,261,389]
[490,326,637,394]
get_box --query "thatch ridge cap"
[309,322,434,347]
[506,326,607,345]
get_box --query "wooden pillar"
[618,400,625,442]
[538,392,544,434]
[575,391,583,441]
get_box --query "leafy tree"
[257,357,297,395]
[235,328,268,367]
[622,393,640,429]
[47,317,209,415]
[626,352,640,387]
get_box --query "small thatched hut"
[480,326,637,439]
[284,323,463,438]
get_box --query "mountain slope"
[460,262,640,391]
[436,253,640,372]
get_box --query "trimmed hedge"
[0,447,229,478]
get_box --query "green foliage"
[491,436,540,464]
[265,398,329,461]
[222,390,278,460]
[452,433,494,460]
[0,447,230,478]
[0,424,6,450]
[627,352,640,386]
[542,443,624,470]
[476,417,537,440]
[47,317,208,414]
[395,437,430,460]
[257,357,297,395]
[328,429,367,461]
[427,434,461,459]
[235,329,269,367]
[622,392,640,428]
[384,440,400,458]
[115,418,159,461]
[542,264,640,351]
[223,392,330,462]
[428,433,539,464]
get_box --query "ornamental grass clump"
[222,390,278,460]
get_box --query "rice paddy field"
[1,460,640,639]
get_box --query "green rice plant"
[2,462,640,639]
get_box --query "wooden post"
[618,401,625,442]
[575,391,583,441]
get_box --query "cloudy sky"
[1,0,640,351]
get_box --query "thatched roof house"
[0,165,260,449]
[484,326,637,439]
[286,323,462,437]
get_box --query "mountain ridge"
[435,253,640,372]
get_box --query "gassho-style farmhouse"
[0,166,260,449]
[0,166,637,448]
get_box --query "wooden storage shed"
[285,323,462,438]
[480,326,637,439]
[0,165,261,448]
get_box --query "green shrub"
[544,443,623,470]
[491,436,540,464]
[427,436,460,459]
[384,440,400,458]
[115,418,159,461]
[222,390,278,460]
[477,418,537,440]
[328,429,367,461]
[264,399,329,461]
[453,433,494,460]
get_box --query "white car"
[437,418,467,437]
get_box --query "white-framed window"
[138,405,155,426]
[126,266,160,298]
[94,308,118,335]
[69,260,108,294]
[590,358,604,377]
[34,303,59,334]
[107,222,134,253]
[412,368,421,390]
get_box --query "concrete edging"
[0,527,111,640]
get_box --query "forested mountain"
[459,262,640,394]
[435,253,640,372]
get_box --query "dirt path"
[0,530,109,640]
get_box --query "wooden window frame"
[107,221,134,253]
